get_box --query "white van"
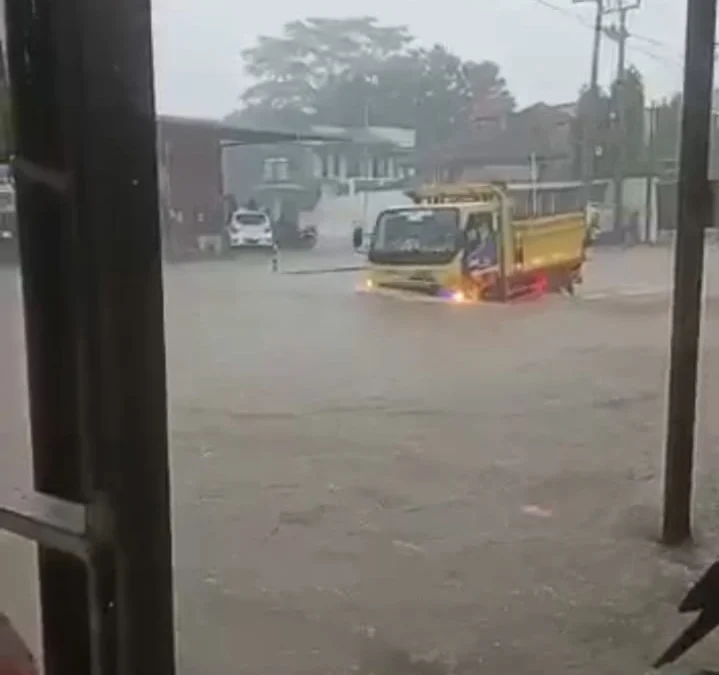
[227,209,274,249]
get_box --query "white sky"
[151,0,688,119]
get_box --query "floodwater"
[4,241,719,674]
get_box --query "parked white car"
[227,209,274,249]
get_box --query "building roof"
[157,115,348,146]
[310,124,416,149]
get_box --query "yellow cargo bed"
[513,212,586,272]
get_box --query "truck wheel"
[464,282,483,302]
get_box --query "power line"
[526,0,683,69]
[530,0,597,28]
[631,31,672,49]
[629,30,684,63]
[632,44,682,67]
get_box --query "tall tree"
[465,60,515,126]
[612,65,645,174]
[571,85,613,179]
[571,65,647,179]
[310,45,484,144]
[239,16,412,114]
[653,94,681,165]
[237,20,515,150]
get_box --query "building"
[417,103,576,184]
[156,115,338,258]
[307,125,415,184]
[222,123,416,205]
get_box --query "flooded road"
[4,243,719,674]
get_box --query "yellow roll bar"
[405,182,507,205]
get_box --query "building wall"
[458,164,532,183]
[655,180,719,233]
[303,189,413,239]
[452,157,574,184]
[310,145,409,181]
[157,121,223,256]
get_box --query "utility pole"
[662,0,717,546]
[362,97,370,226]
[574,0,605,207]
[605,0,640,239]
[644,102,657,243]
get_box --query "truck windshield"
[369,208,460,265]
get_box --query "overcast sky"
[151,0,687,119]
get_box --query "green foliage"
[653,94,681,164]
[236,17,515,149]
[240,17,413,113]
[613,66,645,172]
[571,65,648,178]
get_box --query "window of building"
[263,157,290,182]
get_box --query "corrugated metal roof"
[310,124,416,148]
[158,115,347,146]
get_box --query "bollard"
[0,614,36,675]
[271,244,279,273]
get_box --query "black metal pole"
[644,103,657,243]
[582,0,604,207]
[73,0,176,672]
[5,0,176,671]
[4,0,93,672]
[662,0,717,546]
[611,6,628,239]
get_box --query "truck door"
[463,211,499,279]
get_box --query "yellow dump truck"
[364,183,589,302]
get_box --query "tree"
[612,65,645,174]
[239,17,412,115]
[653,94,681,164]
[465,60,515,126]
[310,45,483,144]
[571,65,647,179]
[571,85,613,179]
[237,20,515,150]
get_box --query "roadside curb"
[579,286,670,301]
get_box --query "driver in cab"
[464,213,497,278]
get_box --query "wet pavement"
[4,242,719,674]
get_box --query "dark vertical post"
[662,0,717,546]
[4,0,92,673]
[75,0,176,672]
[0,33,10,162]
[5,0,175,671]
[645,103,657,242]
[612,6,629,237]
[578,0,604,207]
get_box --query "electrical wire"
[525,0,683,69]
[530,0,596,29]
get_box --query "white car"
[227,209,274,249]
